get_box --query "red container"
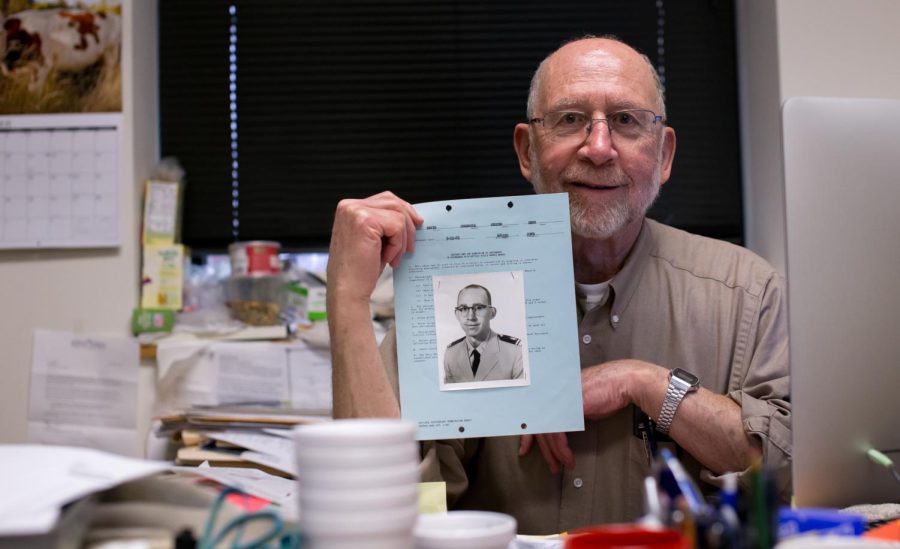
[565,525,687,549]
[229,241,281,276]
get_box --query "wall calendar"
[0,114,120,250]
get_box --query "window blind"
[159,0,742,251]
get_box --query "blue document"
[394,193,584,440]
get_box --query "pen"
[646,418,659,459]
[658,448,708,517]
[641,476,665,527]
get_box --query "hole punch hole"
[458,426,465,433]
[446,204,452,212]
[521,423,527,429]
[507,201,514,208]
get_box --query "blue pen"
[719,472,739,513]
[658,448,709,517]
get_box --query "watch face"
[672,368,700,388]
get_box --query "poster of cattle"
[0,1,122,114]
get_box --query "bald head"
[526,37,665,119]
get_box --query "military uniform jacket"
[443,331,524,383]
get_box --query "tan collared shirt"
[379,219,791,534]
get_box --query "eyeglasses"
[455,304,491,315]
[528,109,664,144]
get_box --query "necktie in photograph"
[471,349,480,376]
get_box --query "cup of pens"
[292,419,420,549]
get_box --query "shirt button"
[573,478,584,488]
[611,314,620,323]
[582,334,591,344]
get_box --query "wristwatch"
[655,368,700,434]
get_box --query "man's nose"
[578,119,617,164]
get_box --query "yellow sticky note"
[418,481,447,514]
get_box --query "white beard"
[529,147,663,240]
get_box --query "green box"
[132,308,175,334]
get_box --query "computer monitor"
[784,96,900,507]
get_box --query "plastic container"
[298,461,419,490]
[224,274,286,326]
[414,511,517,549]
[564,525,687,549]
[293,418,421,549]
[295,441,419,469]
[305,532,414,549]
[229,240,281,276]
[298,483,419,511]
[293,418,417,448]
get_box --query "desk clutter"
[3,421,900,548]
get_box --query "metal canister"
[229,241,281,276]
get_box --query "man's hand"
[326,191,423,302]
[519,433,574,474]
[327,191,422,420]
[521,358,756,475]
[519,360,654,473]
[581,359,653,421]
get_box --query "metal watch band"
[656,379,690,434]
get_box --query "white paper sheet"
[0,445,167,536]
[240,450,297,478]
[175,465,298,521]
[286,343,332,412]
[155,337,332,413]
[27,330,140,456]
[204,431,295,458]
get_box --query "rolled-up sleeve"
[420,439,473,507]
[726,271,792,499]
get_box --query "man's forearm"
[329,294,400,419]
[632,364,759,474]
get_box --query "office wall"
[738,0,900,273]
[0,0,158,443]
[2,1,898,442]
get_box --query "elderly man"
[326,36,790,534]
[444,284,524,384]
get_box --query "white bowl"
[305,532,414,549]
[298,461,419,489]
[296,440,419,469]
[293,418,416,448]
[301,503,419,536]
[414,511,517,549]
[299,483,419,511]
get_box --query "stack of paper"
[154,337,333,414]
[172,428,305,478]
[0,446,168,538]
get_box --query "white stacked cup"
[293,419,420,549]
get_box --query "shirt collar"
[466,330,498,355]
[573,218,655,328]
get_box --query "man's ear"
[513,123,534,182]
[658,126,676,186]
[489,307,497,320]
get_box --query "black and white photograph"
[433,271,530,391]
